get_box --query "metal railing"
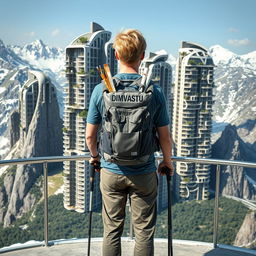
[0,154,256,251]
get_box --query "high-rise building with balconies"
[140,52,172,211]
[172,42,215,201]
[63,22,117,212]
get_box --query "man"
[86,29,173,256]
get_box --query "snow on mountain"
[213,66,256,123]
[210,45,256,123]
[241,51,256,67]
[210,45,256,73]
[209,45,236,65]
[0,68,9,84]
[242,51,256,59]
[0,68,27,158]
[0,39,28,72]
[10,39,64,73]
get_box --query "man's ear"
[140,51,145,60]
[115,51,120,60]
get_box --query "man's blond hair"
[113,29,147,64]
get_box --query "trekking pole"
[163,167,173,256]
[87,162,96,256]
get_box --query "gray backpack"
[100,77,159,166]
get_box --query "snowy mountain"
[0,39,28,84]
[209,45,256,146]
[10,39,64,73]
[209,45,236,65]
[0,39,65,158]
[0,40,28,68]
[210,45,256,69]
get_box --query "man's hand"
[89,156,101,172]
[158,160,174,176]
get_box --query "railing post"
[43,162,49,247]
[213,164,221,248]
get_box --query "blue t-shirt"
[87,73,169,175]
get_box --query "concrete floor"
[1,238,255,256]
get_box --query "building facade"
[140,52,172,211]
[172,42,215,201]
[63,22,117,212]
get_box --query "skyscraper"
[172,42,215,201]
[63,22,117,212]
[140,51,172,211]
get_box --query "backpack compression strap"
[112,77,154,93]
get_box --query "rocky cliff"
[9,110,20,147]
[234,211,256,248]
[0,70,63,227]
[237,119,256,152]
[211,124,256,200]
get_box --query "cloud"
[229,27,239,33]
[26,31,36,37]
[51,29,60,37]
[227,38,250,46]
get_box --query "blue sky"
[0,0,255,56]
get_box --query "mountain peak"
[209,45,236,65]
[10,39,63,61]
[32,39,45,47]
[23,39,47,50]
[210,44,233,52]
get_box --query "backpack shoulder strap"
[133,77,154,93]
[113,77,122,89]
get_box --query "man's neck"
[119,61,140,74]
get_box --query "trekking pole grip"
[162,166,171,181]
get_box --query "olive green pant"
[100,168,158,256]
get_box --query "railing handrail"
[0,155,90,167]
[0,153,256,252]
[1,153,256,169]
